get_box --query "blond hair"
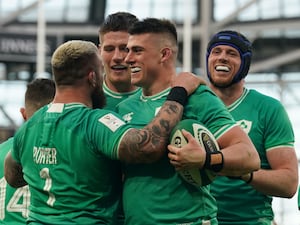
[51,40,100,86]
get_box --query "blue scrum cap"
[206,30,253,85]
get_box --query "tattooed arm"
[118,72,202,164]
[119,101,183,163]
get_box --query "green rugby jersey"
[0,137,29,224]
[210,88,295,225]
[103,81,141,111]
[11,103,131,225]
[117,85,236,225]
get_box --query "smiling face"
[207,45,242,88]
[125,33,162,89]
[99,31,132,88]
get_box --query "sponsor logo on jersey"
[99,113,126,132]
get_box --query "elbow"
[284,176,299,198]
[6,179,18,189]
[4,155,27,188]
[4,166,27,188]
[279,186,298,199]
[285,191,297,199]
[4,174,24,188]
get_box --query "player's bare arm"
[247,147,298,198]
[4,151,27,188]
[168,125,260,176]
[217,126,260,176]
[119,101,183,163]
[119,72,203,164]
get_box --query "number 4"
[0,177,30,219]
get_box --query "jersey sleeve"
[263,99,294,150]
[10,130,23,164]
[185,86,237,139]
[87,110,132,160]
[0,138,14,174]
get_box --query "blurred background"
[0,0,299,224]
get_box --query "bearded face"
[91,86,106,109]
[91,69,106,109]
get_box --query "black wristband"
[203,151,224,172]
[166,87,188,106]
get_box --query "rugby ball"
[170,119,219,187]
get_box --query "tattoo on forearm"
[119,101,183,163]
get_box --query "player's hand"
[171,72,206,96]
[168,129,206,171]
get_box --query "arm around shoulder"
[118,74,201,164]
[118,97,184,164]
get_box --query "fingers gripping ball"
[170,119,219,187]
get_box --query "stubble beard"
[91,85,106,109]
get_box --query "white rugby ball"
[170,119,219,187]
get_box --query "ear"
[160,48,172,62]
[20,107,27,121]
[88,71,97,87]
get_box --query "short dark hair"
[99,12,138,36]
[128,17,178,43]
[25,78,55,114]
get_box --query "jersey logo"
[122,112,134,123]
[99,113,125,132]
[236,119,252,134]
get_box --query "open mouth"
[215,65,230,72]
[111,65,127,71]
[130,67,142,73]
